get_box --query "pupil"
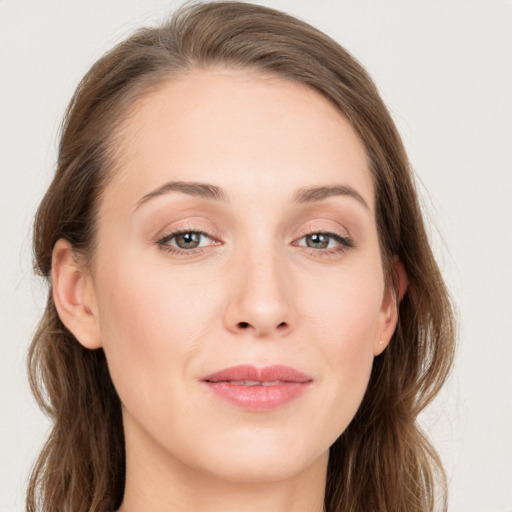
[177,232,201,248]
[307,233,329,249]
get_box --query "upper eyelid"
[155,207,353,235]
[156,224,348,237]
[155,222,220,242]
[294,224,351,242]
[295,231,348,241]
[155,217,351,237]
[159,229,207,240]
[296,226,348,237]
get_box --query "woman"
[27,2,455,511]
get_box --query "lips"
[201,364,313,411]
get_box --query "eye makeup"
[155,224,354,259]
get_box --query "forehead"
[103,68,374,213]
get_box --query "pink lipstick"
[201,364,313,411]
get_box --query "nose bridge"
[224,234,294,337]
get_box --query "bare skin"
[52,69,403,512]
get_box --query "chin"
[186,430,328,484]
[206,454,323,484]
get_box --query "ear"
[51,238,102,349]
[373,257,408,356]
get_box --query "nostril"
[236,321,287,331]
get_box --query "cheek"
[93,253,217,410]
[302,263,383,350]
[300,267,382,435]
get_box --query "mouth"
[201,364,313,411]
[214,380,287,386]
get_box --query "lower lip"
[202,381,311,411]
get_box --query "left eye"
[159,231,212,250]
[295,232,348,250]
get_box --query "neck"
[117,416,328,512]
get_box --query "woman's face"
[85,69,397,482]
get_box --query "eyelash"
[156,227,219,256]
[156,227,354,258]
[293,231,354,258]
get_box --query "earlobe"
[51,239,102,350]
[374,257,408,356]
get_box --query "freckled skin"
[85,70,398,511]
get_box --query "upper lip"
[202,364,313,383]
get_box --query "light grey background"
[1,1,511,510]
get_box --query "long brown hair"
[27,3,455,511]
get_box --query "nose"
[223,247,295,338]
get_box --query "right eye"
[157,230,219,254]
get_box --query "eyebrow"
[293,184,369,209]
[135,181,369,210]
[135,181,227,209]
